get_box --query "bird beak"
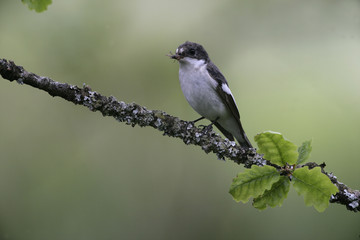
[167,52,183,61]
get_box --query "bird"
[168,41,252,148]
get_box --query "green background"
[0,0,359,239]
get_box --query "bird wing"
[206,61,241,121]
[206,61,253,148]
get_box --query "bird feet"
[192,116,205,123]
[199,117,219,134]
[199,123,214,133]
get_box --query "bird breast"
[178,58,228,120]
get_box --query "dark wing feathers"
[206,61,253,148]
[206,61,240,121]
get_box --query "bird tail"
[234,121,252,148]
[214,122,235,141]
[214,122,253,148]
[236,128,252,148]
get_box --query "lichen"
[349,201,359,209]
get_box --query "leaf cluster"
[22,0,52,13]
[229,131,338,212]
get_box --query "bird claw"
[200,124,213,133]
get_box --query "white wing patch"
[221,83,232,96]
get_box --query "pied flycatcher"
[169,41,252,148]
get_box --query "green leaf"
[229,165,280,203]
[22,0,52,12]
[293,167,339,212]
[297,140,312,164]
[253,176,290,210]
[254,131,298,166]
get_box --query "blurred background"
[0,0,359,239]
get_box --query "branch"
[0,58,359,212]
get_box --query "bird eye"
[189,49,196,56]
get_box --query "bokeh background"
[0,0,359,239]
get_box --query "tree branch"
[0,58,359,212]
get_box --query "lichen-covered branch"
[0,58,359,212]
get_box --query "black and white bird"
[169,41,252,148]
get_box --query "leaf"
[293,167,339,212]
[229,165,280,203]
[297,140,312,164]
[22,0,52,12]
[254,131,298,166]
[253,176,290,210]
